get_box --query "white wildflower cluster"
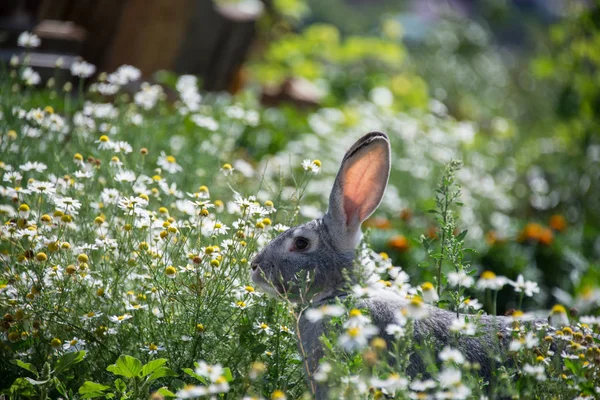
[134,82,165,110]
[108,65,141,86]
[191,114,219,132]
[157,152,183,174]
[90,65,141,95]
[337,309,379,351]
[301,159,321,174]
[224,104,260,127]
[17,31,41,48]
[175,361,230,398]
[177,75,202,114]
[22,67,41,86]
[71,60,96,78]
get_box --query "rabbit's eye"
[293,237,310,251]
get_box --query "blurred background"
[1,0,598,313]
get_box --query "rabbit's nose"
[251,262,259,271]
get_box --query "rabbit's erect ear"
[324,132,391,251]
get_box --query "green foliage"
[79,356,177,399]
[251,22,428,109]
[7,351,86,398]
[2,4,600,398]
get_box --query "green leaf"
[455,229,468,241]
[148,367,178,382]
[114,378,127,393]
[183,368,207,384]
[222,367,233,382]
[564,359,581,375]
[170,378,185,390]
[157,387,177,397]
[141,358,167,377]
[9,378,36,397]
[11,359,38,377]
[24,377,50,385]
[78,381,110,399]
[107,355,143,378]
[54,350,86,375]
[55,379,67,396]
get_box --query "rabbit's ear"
[324,132,391,251]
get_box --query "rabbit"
[250,132,529,398]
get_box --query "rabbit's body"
[360,290,511,378]
[298,290,512,398]
[251,132,527,398]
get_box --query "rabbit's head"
[251,132,391,301]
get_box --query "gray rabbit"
[251,132,521,398]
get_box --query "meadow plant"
[0,44,313,399]
[0,31,599,400]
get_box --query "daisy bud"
[420,282,439,303]
[549,304,569,326]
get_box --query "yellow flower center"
[481,270,497,280]
[551,304,566,314]
[166,155,176,163]
[347,327,360,338]
[562,327,573,334]
[165,266,177,276]
[349,309,362,318]
[409,296,423,307]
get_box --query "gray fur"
[251,132,518,399]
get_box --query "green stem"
[517,292,524,311]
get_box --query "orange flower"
[400,209,412,222]
[364,216,392,230]
[520,222,553,245]
[426,226,438,240]
[549,214,567,232]
[388,235,410,252]
[538,227,554,246]
[485,230,497,246]
[520,222,544,242]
